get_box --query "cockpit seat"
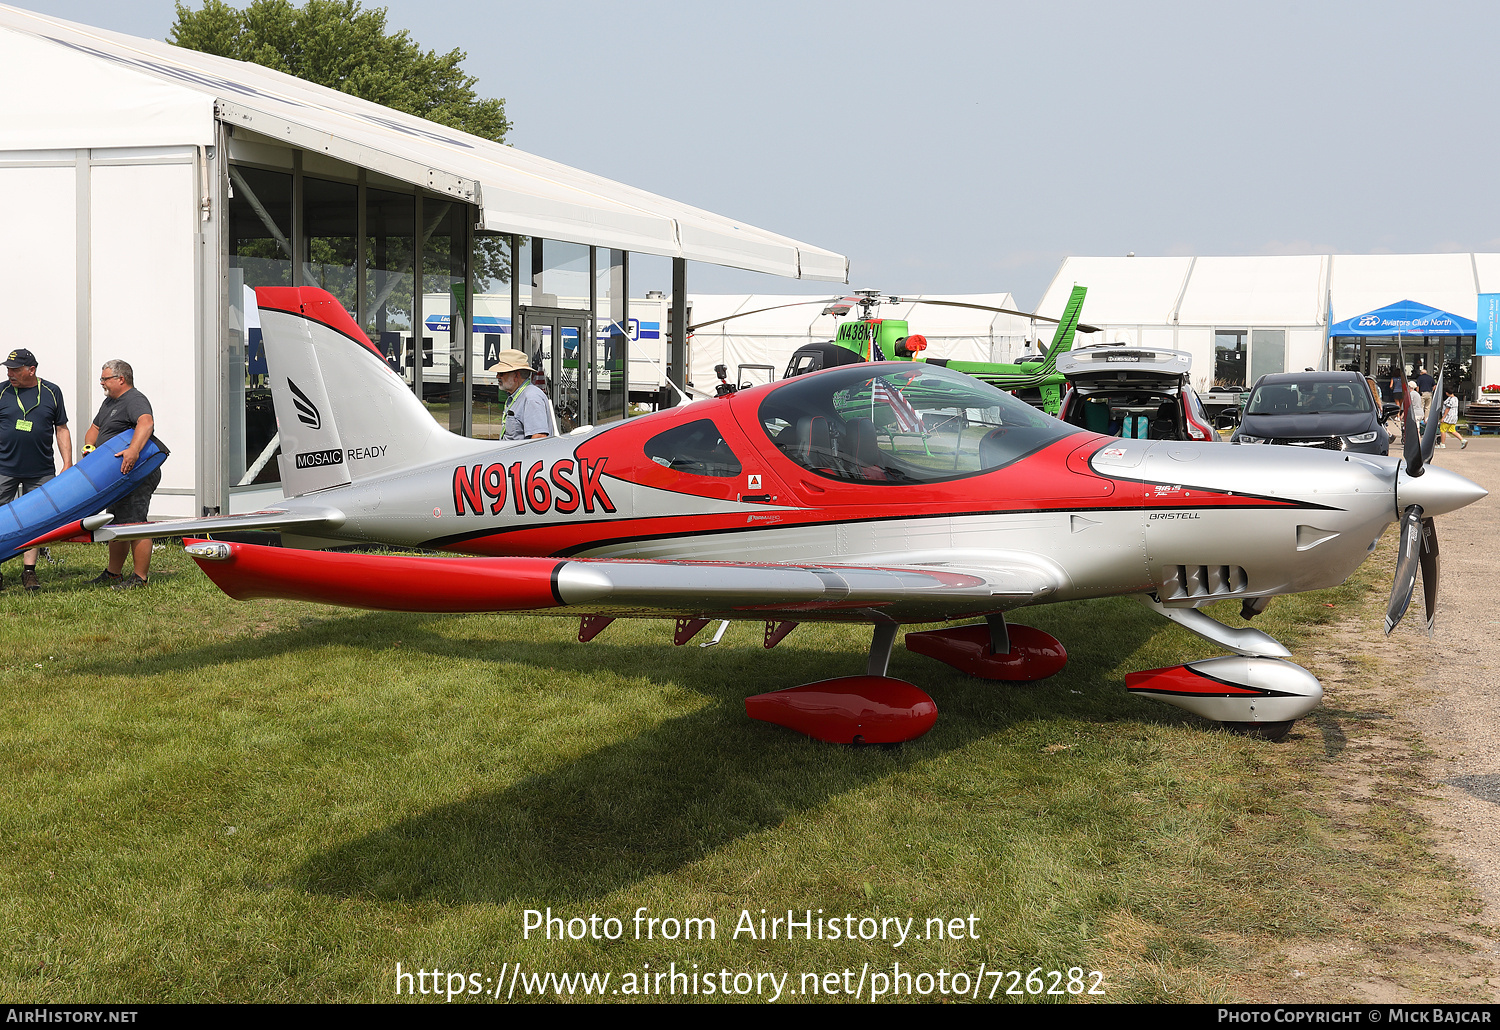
[796,415,837,472]
[979,427,1011,470]
[848,417,887,481]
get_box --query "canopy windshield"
[757,364,1081,485]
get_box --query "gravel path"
[1407,436,1500,921]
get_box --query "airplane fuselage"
[271,387,1437,624]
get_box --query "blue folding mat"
[0,432,168,563]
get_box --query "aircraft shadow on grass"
[65,596,1356,902]
[260,602,1203,905]
[58,584,1371,903]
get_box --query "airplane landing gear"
[745,623,939,744]
[904,618,1067,681]
[1125,656,1322,736]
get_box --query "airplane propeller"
[1385,503,1439,636]
[1386,341,1448,636]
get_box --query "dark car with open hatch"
[1054,345,1218,441]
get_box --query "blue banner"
[1330,298,1476,337]
[1479,294,1500,355]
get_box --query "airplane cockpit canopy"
[758,364,1082,485]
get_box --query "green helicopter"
[689,286,1094,415]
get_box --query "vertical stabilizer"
[262,304,351,495]
[1044,285,1088,359]
[255,287,485,497]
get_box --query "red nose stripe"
[1125,665,1263,697]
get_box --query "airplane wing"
[181,539,1061,624]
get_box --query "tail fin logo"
[288,378,322,430]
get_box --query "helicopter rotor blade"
[896,298,1100,333]
[685,298,844,334]
[687,294,1102,335]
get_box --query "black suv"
[1230,371,1389,455]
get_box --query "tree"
[173,0,514,321]
[169,0,509,143]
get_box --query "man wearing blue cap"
[0,347,73,591]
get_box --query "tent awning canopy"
[1329,298,1476,337]
[0,4,848,282]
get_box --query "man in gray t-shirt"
[84,359,161,589]
[489,349,556,440]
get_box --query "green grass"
[0,541,1482,1002]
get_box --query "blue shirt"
[0,378,68,479]
[502,382,556,440]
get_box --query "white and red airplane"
[37,288,1486,744]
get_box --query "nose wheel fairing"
[1124,656,1324,726]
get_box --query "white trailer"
[414,293,675,400]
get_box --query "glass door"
[1366,344,1436,395]
[521,308,594,433]
[556,315,587,432]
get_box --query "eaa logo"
[1357,315,1382,328]
[287,378,322,430]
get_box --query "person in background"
[1438,385,1467,451]
[1403,377,1424,439]
[1416,367,1435,410]
[489,350,556,441]
[0,348,72,591]
[84,359,161,589]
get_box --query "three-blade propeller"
[1386,343,1447,636]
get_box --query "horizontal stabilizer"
[21,513,114,550]
[90,507,347,543]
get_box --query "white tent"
[1039,257,1195,328]
[1038,253,1500,391]
[0,4,847,517]
[1039,255,1328,389]
[1177,255,1329,328]
[686,294,1033,388]
[0,4,847,281]
[1328,253,1481,328]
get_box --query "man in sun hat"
[489,349,556,441]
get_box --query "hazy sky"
[13,0,1500,306]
